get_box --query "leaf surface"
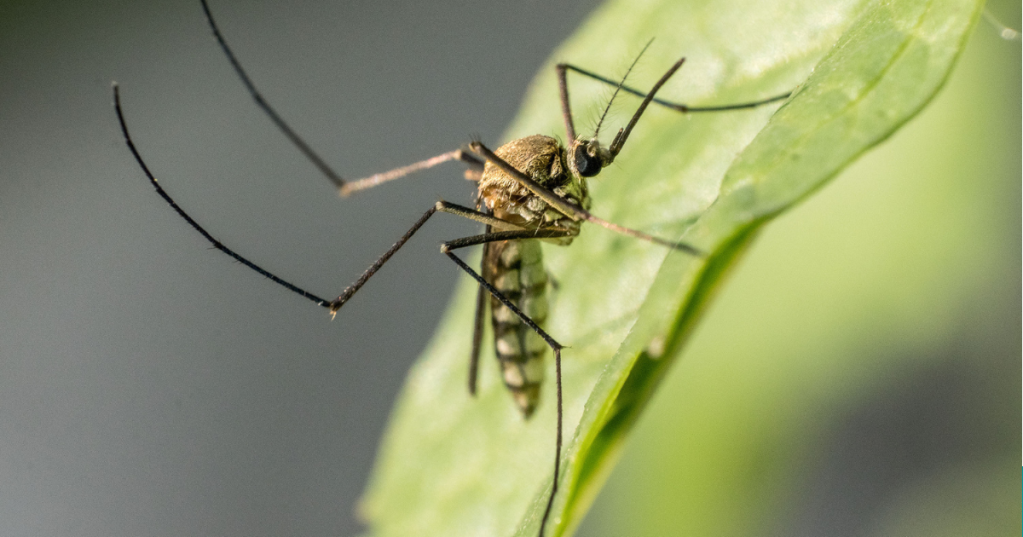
[359,0,983,535]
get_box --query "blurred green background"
[578,4,1021,536]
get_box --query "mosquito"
[113,1,791,535]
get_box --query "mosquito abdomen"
[486,239,548,417]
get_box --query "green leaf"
[358,0,984,535]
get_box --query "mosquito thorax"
[478,134,590,236]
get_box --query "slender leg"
[114,83,332,308]
[557,62,791,115]
[320,204,546,314]
[200,0,341,187]
[468,261,487,396]
[339,150,484,196]
[115,89,531,320]
[442,228,577,250]
[441,232,573,537]
[468,194,491,396]
[200,0,484,195]
[436,201,526,232]
[555,63,577,142]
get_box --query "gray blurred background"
[0,1,1019,537]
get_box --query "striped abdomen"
[484,238,548,417]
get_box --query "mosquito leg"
[468,190,493,396]
[117,80,449,315]
[468,255,488,396]
[558,62,792,113]
[443,229,576,250]
[329,202,542,313]
[327,206,440,313]
[201,0,484,196]
[326,201,520,312]
[340,150,484,196]
[119,81,534,319]
[435,201,527,232]
[467,189,501,396]
[200,0,343,188]
[468,141,704,255]
[114,83,333,308]
[441,233,573,537]
[555,63,577,142]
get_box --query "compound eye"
[573,143,602,177]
